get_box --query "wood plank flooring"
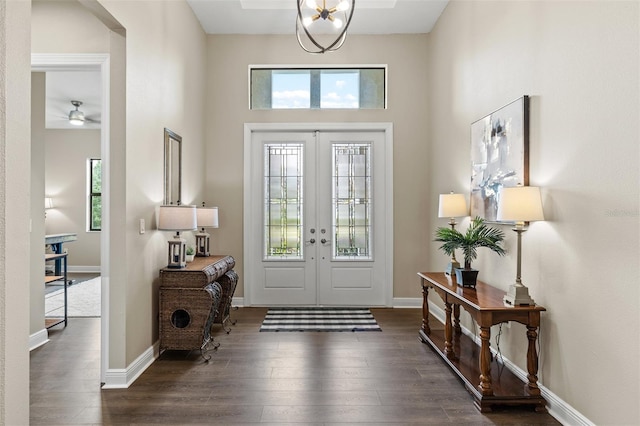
[30,307,560,425]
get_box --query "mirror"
[164,128,182,205]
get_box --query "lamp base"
[445,260,460,276]
[167,236,187,269]
[503,283,535,306]
[195,232,210,257]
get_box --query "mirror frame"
[163,128,182,205]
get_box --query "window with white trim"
[250,67,386,110]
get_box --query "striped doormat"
[259,307,382,332]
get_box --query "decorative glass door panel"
[332,143,372,260]
[246,127,391,307]
[264,143,304,260]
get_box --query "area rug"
[45,276,101,318]
[259,307,381,332]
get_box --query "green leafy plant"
[186,246,195,256]
[434,216,506,269]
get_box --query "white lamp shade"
[438,193,468,218]
[44,197,54,209]
[157,205,197,231]
[497,186,545,222]
[196,207,219,229]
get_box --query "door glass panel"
[264,144,304,259]
[332,143,372,260]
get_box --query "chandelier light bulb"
[303,16,314,27]
[336,0,349,12]
[306,0,318,8]
[333,17,343,28]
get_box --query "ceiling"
[45,71,102,130]
[44,0,448,130]
[187,0,449,35]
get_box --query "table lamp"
[438,192,468,275]
[497,185,544,306]
[195,203,219,257]
[45,197,54,218]
[158,204,197,268]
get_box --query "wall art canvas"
[470,96,529,222]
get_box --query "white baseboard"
[29,328,49,351]
[68,265,101,273]
[235,297,421,308]
[392,297,421,308]
[426,300,592,426]
[101,342,158,389]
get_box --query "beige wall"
[205,34,431,299]
[427,1,639,424]
[1,0,32,423]
[30,73,47,337]
[32,0,111,53]
[32,0,208,369]
[98,0,207,364]
[44,128,101,269]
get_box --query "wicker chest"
[159,255,236,353]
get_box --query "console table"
[159,255,237,358]
[45,233,77,275]
[418,272,547,413]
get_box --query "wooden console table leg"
[453,304,461,352]
[444,301,455,359]
[421,284,431,335]
[478,325,493,396]
[526,325,542,396]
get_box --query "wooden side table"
[159,255,236,357]
[418,272,547,413]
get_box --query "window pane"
[251,67,385,110]
[89,159,102,231]
[360,68,385,109]
[91,160,102,193]
[321,70,359,109]
[264,143,304,259]
[272,70,310,109]
[90,195,101,231]
[332,143,372,260]
[251,69,272,109]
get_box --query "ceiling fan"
[68,100,100,126]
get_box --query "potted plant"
[434,216,506,287]
[185,246,195,262]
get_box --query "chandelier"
[296,0,355,54]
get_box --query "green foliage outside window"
[90,159,102,231]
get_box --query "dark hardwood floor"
[30,307,560,425]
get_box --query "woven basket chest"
[159,255,236,352]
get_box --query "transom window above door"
[250,66,386,110]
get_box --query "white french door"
[244,124,393,307]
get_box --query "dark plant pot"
[454,268,479,288]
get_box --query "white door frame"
[243,122,394,307]
[32,53,111,383]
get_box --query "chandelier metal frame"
[296,0,356,54]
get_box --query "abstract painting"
[470,96,529,222]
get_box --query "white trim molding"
[29,329,49,351]
[392,297,421,308]
[68,265,101,273]
[32,52,112,385]
[101,343,158,389]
